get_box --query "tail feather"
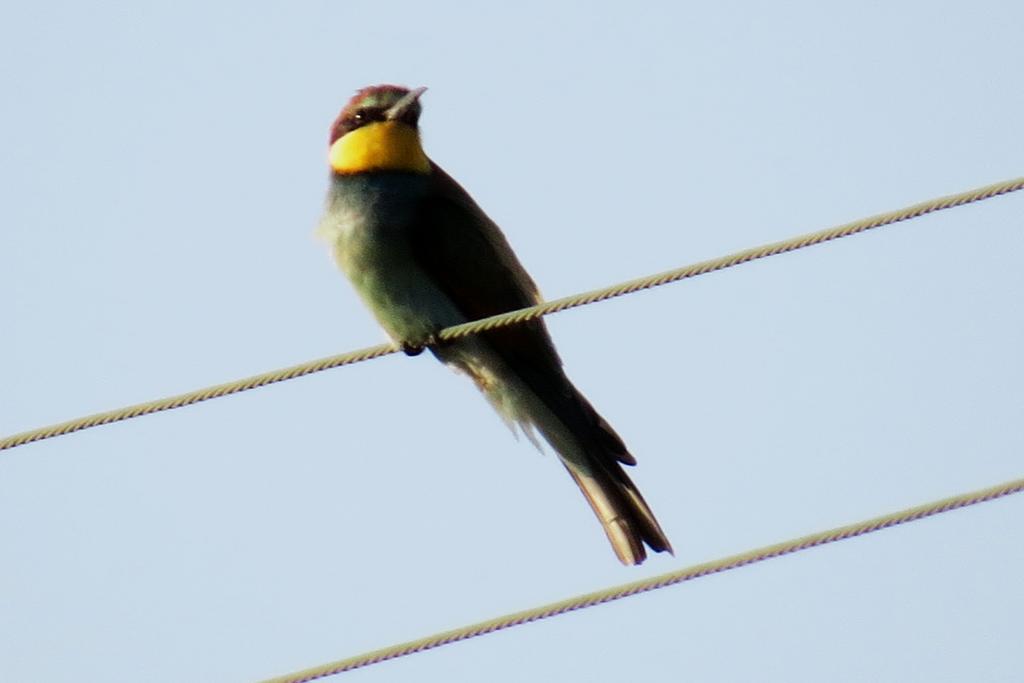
[434,339,671,564]
[552,386,672,564]
[565,450,673,565]
[505,376,672,564]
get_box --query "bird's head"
[328,85,430,175]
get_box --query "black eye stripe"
[353,108,385,125]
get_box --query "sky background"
[2,2,1022,681]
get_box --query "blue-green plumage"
[319,85,672,564]
[320,172,465,345]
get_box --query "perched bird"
[317,85,672,564]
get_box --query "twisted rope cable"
[0,344,396,451]
[440,175,1024,339]
[3,176,1022,453]
[261,475,1024,683]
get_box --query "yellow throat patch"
[329,121,431,174]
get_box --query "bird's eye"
[353,108,381,125]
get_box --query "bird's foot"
[400,333,439,357]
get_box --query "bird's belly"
[343,232,458,343]
[320,188,464,344]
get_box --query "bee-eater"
[317,85,672,564]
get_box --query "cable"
[260,475,1024,683]
[440,176,1024,341]
[0,344,395,451]
[2,175,1022,453]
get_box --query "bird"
[317,84,672,564]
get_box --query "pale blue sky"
[2,2,1022,682]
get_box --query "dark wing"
[412,164,673,562]
[410,162,566,382]
[409,162,633,464]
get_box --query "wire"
[0,344,395,451]
[260,475,1024,683]
[440,176,1024,341]
[2,175,1022,453]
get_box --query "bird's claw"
[400,334,439,357]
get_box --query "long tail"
[552,389,673,565]
[437,339,672,564]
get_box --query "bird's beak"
[385,86,428,121]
